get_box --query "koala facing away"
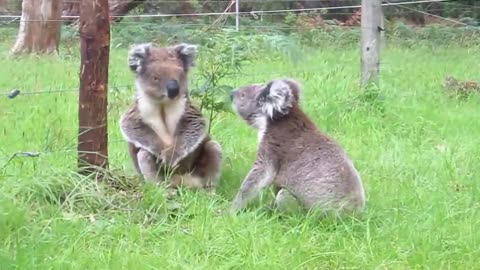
[230,78,366,215]
[119,43,222,192]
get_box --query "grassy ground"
[0,39,479,269]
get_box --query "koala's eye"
[152,77,160,82]
[240,92,245,99]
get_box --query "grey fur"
[173,43,197,72]
[230,78,366,215]
[127,43,152,73]
[120,43,222,191]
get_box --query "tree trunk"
[0,0,8,12]
[78,0,110,175]
[11,0,64,55]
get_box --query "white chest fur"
[137,93,186,146]
[254,116,267,143]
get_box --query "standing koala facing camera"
[230,78,365,215]
[119,43,222,192]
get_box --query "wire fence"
[1,0,479,169]
[0,0,464,20]
[0,85,132,98]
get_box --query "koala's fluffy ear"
[257,79,295,119]
[282,78,301,102]
[173,43,198,72]
[127,43,152,74]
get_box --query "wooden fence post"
[360,0,383,88]
[78,0,110,174]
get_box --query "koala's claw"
[160,147,180,167]
[155,155,163,164]
[159,149,170,165]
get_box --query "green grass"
[1,39,479,269]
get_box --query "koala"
[119,42,222,192]
[229,78,366,215]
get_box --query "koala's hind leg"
[272,188,301,213]
[270,185,282,209]
[190,140,223,193]
[127,143,141,174]
[137,149,162,183]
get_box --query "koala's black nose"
[166,79,180,99]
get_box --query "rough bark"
[78,0,110,174]
[0,0,8,12]
[11,0,64,55]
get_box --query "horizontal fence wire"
[1,21,477,33]
[1,0,468,4]
[0,0,371,4]
[0,140,128,170]
[0,65,472,100]
[386,1,476,26]
[0,67,437,101]
[0,85,132,98]
[0,0,453,20]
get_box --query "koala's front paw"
[160,147,177,166]
[154,155,163,164]
[229,195,244,214]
